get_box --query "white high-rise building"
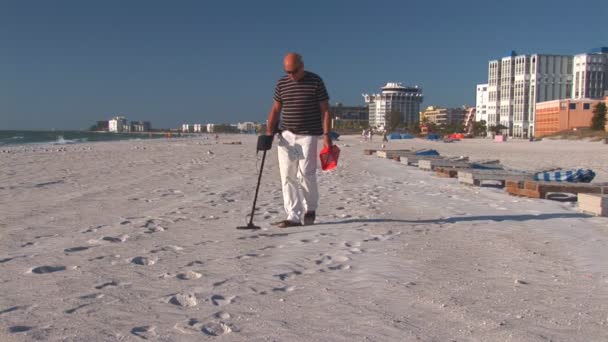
[475,83,489,123]
[109,116,128,133]
[527,54,573,137]
[486,52,572,137]
[362,82,423,130]
[572,47,608,99]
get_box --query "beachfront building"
[475,84,489,123]
[421,106,466,126]
[95,121,109,131]
[237,122,256,133]
[193,124,204,133]
[206,124,215,133]
[131,121,150,132]
[572,47,608,100]
[486,52,572,138]
[363,82,423,130]
[181,124,194,133]
[330,103,369,129]
[535,98,604,137]
[109,116,128,133]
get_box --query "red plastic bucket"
[319,145,340,171]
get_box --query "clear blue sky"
[1,0,607,130]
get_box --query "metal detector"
[237,135,273,230]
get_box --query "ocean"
[0,130,170,146]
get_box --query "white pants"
[277,131,319,222]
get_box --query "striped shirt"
[273,71,329,135]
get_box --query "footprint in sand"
[102,234,129,243]
[9,326,33,333]
[202,322,233,336]
[131,256,158,266]
[211,295,236,306]
[175,319,234,337]
[131,325,157,339]
[64,246,90,253]
[177,271,202,280]
[237,253,260,260]
[274,270,302,281]
[95,281,130,289]
[29,265,67,274]
[170,293,198,307]
[272,285,295,293]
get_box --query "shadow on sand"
[319,213,590,226]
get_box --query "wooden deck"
[505,180,608,199]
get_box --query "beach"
[1,135,607,341]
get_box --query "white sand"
[1,135,607,341]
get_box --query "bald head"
[284,53,302,68]
[283,53,305,81]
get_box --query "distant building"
[487,51,572,137]
[464,107,476,135]
[95,121,109,131]
[206,124,215,133]
[475,84,489,123]
[194,124,204,133]
[131,121,151,132]
[363,82,424,130]
[330,103,368,129]
[535,98,604,137]
[572,47,608,99]
[109,116,128,132]
[421,106,466,126]
[237,122,256,133]
[182,124,194,133]
[330,103,368,121]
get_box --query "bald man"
[266,53,332,228]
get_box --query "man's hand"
[323,134,332,148]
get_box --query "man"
[265,53,332,228]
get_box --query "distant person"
[382,132,388,143]
[368,130,373,141]
[264,52,332,228]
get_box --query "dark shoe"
[303,211,316,225]
[276,220,302,228]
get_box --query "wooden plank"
[400,155,452,166]
[459,170,533,186]
[419,159,471,171]
[376,149,412,159]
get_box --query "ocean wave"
[53,136,86,145]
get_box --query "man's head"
[283,53,305,81]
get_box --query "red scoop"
[319,145,340,171]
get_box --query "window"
[583,103,590,110]
[569,103,576,110]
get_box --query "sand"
[1,135,607,341]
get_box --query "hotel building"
[572,47,608,99]
[487,52,572,137]
[363,82,423,129]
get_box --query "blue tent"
[427,134,441,140]
[329,131,340,140]
[388,132,402,140]
[415,149,440,156]
[401,134,414,139]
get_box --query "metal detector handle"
[257,135,273,152]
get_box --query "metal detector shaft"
[237,148,267,230]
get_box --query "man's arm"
[266,100,281,135]
[319,100,332,148]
